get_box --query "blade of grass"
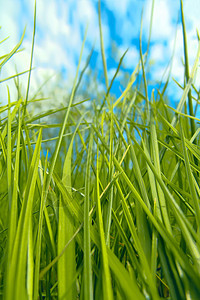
[139,10,149,111]
[104,105,114,246]
[126,127,152,263]
[149,111,172,233]
[0,28,26,70]
[84,129,93,300]
[5,130,42,300]
[58,114,86,299]
[39,223,83,280]
[0,69,31,83]
[114,177,160,299]
[107,248,145,300]
[179,117,200,234]
[27,211,34,299]
[180,0,195,137]
[96,144,113,300]
[33,151,49,300]
[6,106,21,265]
[6,87,12,210]
[23,0,36,118]
[98,0,108,90]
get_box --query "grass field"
[1,0,200,299]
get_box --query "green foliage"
[1,0,200,299]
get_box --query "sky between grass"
[0,0,200,109]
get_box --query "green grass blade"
[33,151,49,300]
[58,114,86,299]
[0,98,23,144]
[179,117,200,233]
[107,248,145,300]
[126,128,152,263]
[6,87,12,210]
[23,0,36,117]
[0,69,31,84]
[149,114,172,233]
[96,144,113,300]
[114,178,159,299]
[5,130,42,300]
[6,106,21,264]
[104,106,114,246]
[139,10,148,108]
[84,130,93,300]
[180,0,195,136]
[27,213,34,299]
[0,28,26,70]
[98,0,108,90]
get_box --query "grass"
[1,0,200,299]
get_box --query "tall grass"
[1,0,200,299]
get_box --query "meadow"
[1,0,200,299]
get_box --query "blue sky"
[1,0,200,107]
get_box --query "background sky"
[1,0,200,109]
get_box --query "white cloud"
[125,47,140,69]
[150,43,168,63]
[183,1,200,31]
[77,0,97,27]
[103,0,131,17]
[107,68,116,81]
[143,0,176,41]
[117,46,139,70]
[102,0,144,45]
